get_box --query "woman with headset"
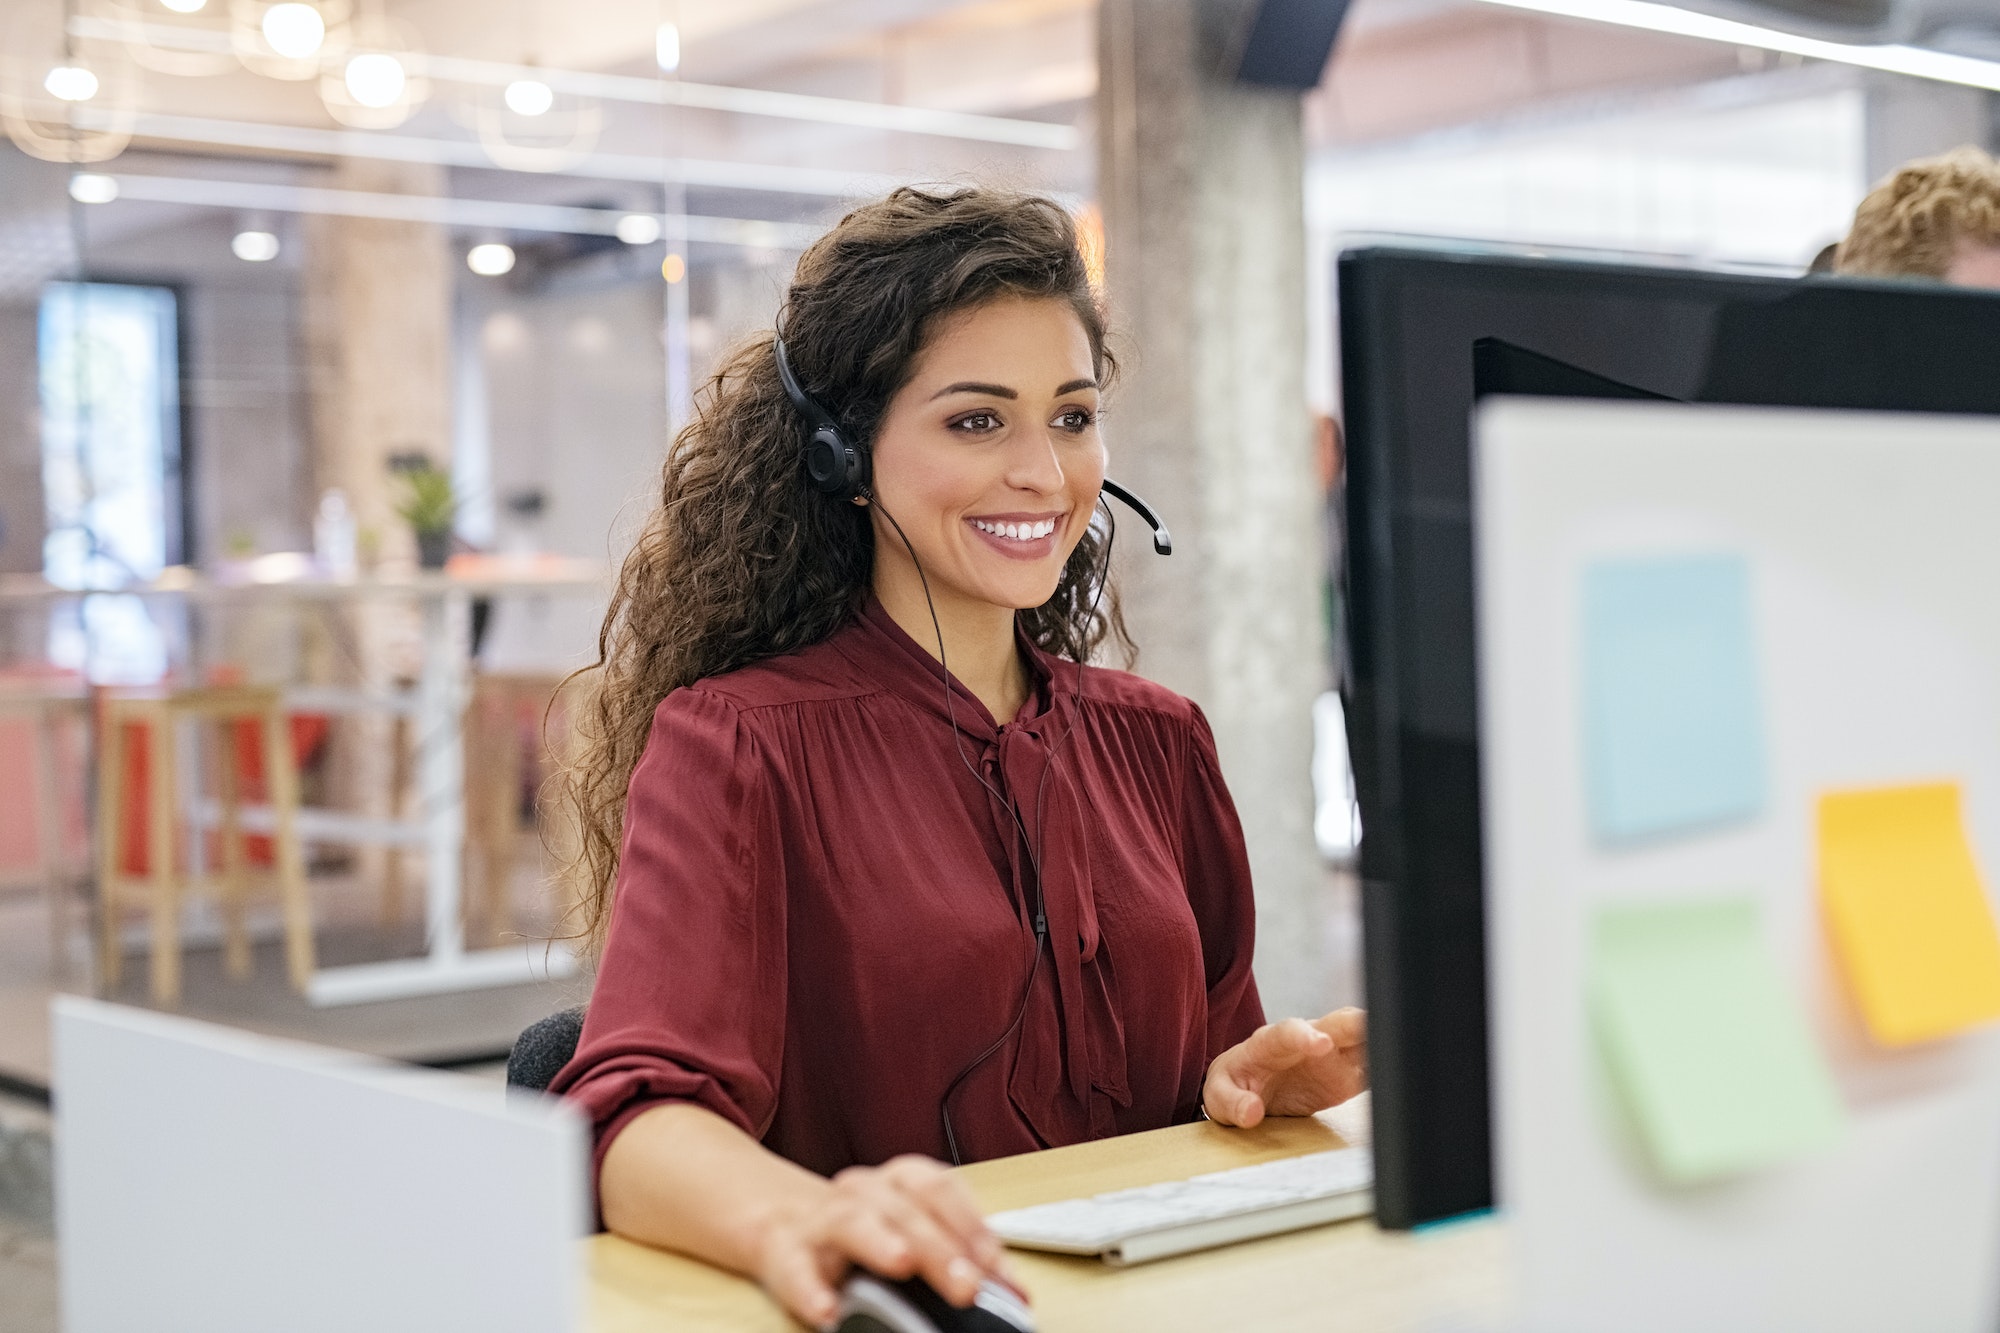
[550,185,1367,1329]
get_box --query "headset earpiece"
[775,335,869,500]
[803,424,865,498]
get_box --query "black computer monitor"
[1338,243,2000,1229]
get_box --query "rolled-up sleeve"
[548,686,788,1189]
[1178,703,1266,1060]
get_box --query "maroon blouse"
[551,598,1265,1182]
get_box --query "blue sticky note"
[1582,553,1765,842]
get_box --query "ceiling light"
[44,66,100,103]
[656,22,680,73]
[68,174,119,204]
[344,52,406,108]
[159,0,207,11]
[1475,0,2000,91]
[503,78,553,117]
[467,242,515,276]
[660,252,686,283]
[232,230,280,262]
[262,2,326,60]
[616,213,662,245]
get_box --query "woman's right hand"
[755,1154,1022,1330]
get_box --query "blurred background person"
[1835,147,2000,287]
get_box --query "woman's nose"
[1007,430,1067,494]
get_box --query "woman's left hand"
[1201,1008,1368,1128]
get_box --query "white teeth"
[973,517,1060,541]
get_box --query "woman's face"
[866,294,1105,614]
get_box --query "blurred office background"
[0,0,1994,1323]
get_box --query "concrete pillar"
[303,158,454,561]
[1097,0,1332,1020]
[301,160,454,877]
[0,304,45,577]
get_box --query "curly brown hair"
[557,184,1129,950]
[1836,146,2000,279]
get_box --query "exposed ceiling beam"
[78,173,826,248]
[106,111,896,198]
[70,15,1081,149]
[1475,0,2000,90]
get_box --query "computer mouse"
[834,1271,1035,1333]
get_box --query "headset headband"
[773,336,842,436]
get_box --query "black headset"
[772,334,1172,554]
[774,335,871,501]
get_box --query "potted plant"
[394,461,458,570]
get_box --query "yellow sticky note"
[1819,782,2000,1046]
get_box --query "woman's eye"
[1055,407,1094,432]
[952,411,1001,433]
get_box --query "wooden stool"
[464,673,570,945]
[97,686,314,1006]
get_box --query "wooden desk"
[586,1116,1512,1332]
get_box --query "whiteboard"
[1475,398,2000,1333]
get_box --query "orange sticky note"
[1819,782,2000,1046]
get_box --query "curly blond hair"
[1836,146,2000,279]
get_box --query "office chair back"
[508,1005,587,1093]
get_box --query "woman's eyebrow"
[930,381,1018,401]
[927,377,1099,402]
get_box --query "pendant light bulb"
[262,2,327,59]
[504,78,553,116]
[344,52,406,107]
[44,66,100,102]
[468,243,516,277]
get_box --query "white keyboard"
[986,1146,1374,1266]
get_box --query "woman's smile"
[966,510,1068,561]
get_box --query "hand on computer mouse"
[751,1153,1022,1331]
[1203,1008,1368,1127]
[836,1272,1036,1333]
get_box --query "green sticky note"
[1590,896,1844,1184]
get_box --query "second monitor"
[1337,242,2000,1228]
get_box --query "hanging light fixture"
[616,213,662,245]
[261,2,323,57]
[230,0,348,80]
[318,2,425,128]
[467,242,516,277]
[69,173,119,203]
[503,77,552,117]
[343,50,402,105]
[93,0,236,78]
[231,228,279,261]
[43,65,100,101]
[468,75,600,173]
[1,9,137,163]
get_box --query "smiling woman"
[549,185,1365,1330]
[862,294,1108,722]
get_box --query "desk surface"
[585,1116,1511,1333]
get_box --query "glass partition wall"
[0,0,1091,1012]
